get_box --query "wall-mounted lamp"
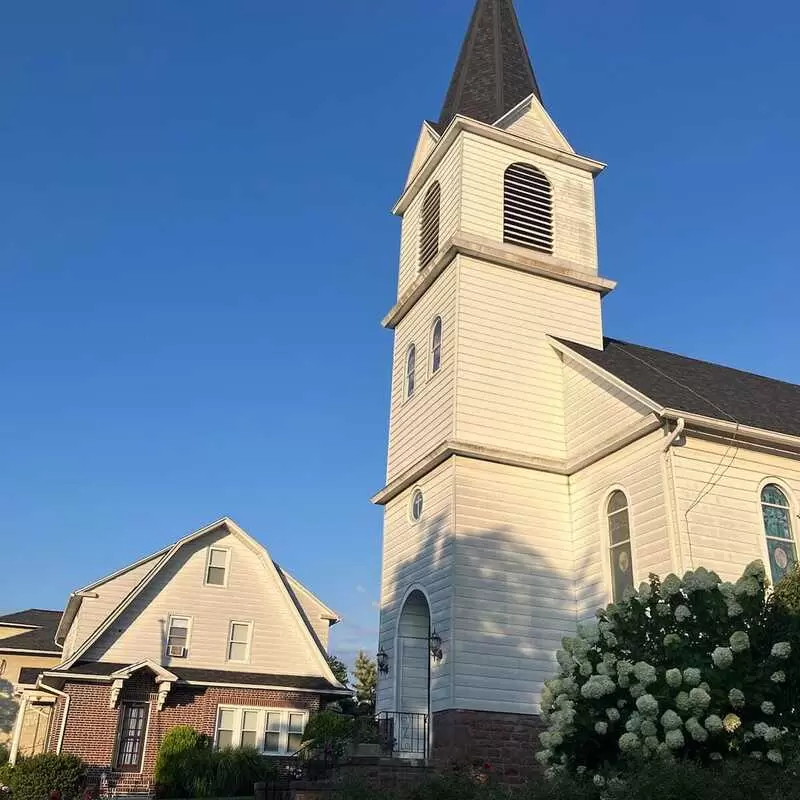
[429,629,443,662]
[377,647,390,675]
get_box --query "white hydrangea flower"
[638,582,653,601]
[743,560,766,581]
[699,682,711,693]
[644,735,660,750]
[596,662,610,676]
[630,683,646,699]
[656,602,671,617]
[767,749,783,764]
[753,722,769,738]
[689,688,711,711]
[726,600,744,618]
[750,751,763,761]
[562,637,576,654]
[771,642,792,659]
[771,671,787,684]
[761,701,775,715]
[685,717,708,743]
[636,694,659,718]
[593,774,606,788]
[619,732,641,753]
[633,661,657,686]
[674,604,691,622]
[625,712,642,733]
[606,707,620,722]
[764,727,782,744]
[684,567,719,592]
[603,632,619,648]
[617,699,627,709]
[682,668,701,687]
[535,749,552,765]
[719,581,735,598]
[556,650,572,670]
[661,709,682,731]
[618,674,630,689]
[675,692,691,713]
[662,574,683,597]
[577,621,600,644]
[580,675,616,699]
[712,646,734,669]
[617,660,634,677]
[664,633,682,649]
[728,688,745,709]
[640,720,658,738]
[665,729,685,750]
[734,576,761,598]
[666,668,682,689]
[722,714,741,733]
[704,715,723,734]
[595,721,608,735]
[710,752,723,761]
[729,631,750,653]
[579,660,593,677]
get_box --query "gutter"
[663,417,686,451]
[662,410,800,452]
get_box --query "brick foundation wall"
[431,709,544,785]
[50,675,321,791]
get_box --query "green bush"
[154,725,211,798]
[537,561,800,774]
[302,710,355,758]
[1,753,85,800]
[0,746,8,767]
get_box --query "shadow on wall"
[0,677,18,739]
[380,507,583,713]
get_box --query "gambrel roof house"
[8,518,348,793]
[375,0,800,781]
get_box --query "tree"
[353,651,377,711]
[327,654,350,687]
[538,561,800,776]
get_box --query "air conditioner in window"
[167,645,187,658]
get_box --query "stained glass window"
[607,491,634,602]
[761,484,797,583]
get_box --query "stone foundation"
[431,709,544,784]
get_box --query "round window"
[410,489,424,522]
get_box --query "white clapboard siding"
[281,572,335,651]
[405,123,440,189]
[387,264,457,480]
[84,528,322,676]
[454,256,603,459]
[563,356,655,456]
[63,556,163,659]
[672,437,800,581]
[460,132,598,274]
[570,430,673,619]
[397,139,463,299]
[377,460,454,714]
[452,456,574,714]
[499,98,574,153]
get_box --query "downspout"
[8,695,28,766]
[662,418,685,452]
[36,679,71,756]
[662,418,687,574]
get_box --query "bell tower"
[374,0,614,773]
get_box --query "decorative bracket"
[156,681,172,712]
[109,678,125,709]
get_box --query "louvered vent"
[419,182,441,269]
[503,163,553,254]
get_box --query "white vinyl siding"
[452,457,574,714]
[376,459,454,715]
[215,707,308,756]
[499,98,574,152]
[563,356,655,457]
[454,256,603,460]
[83,529,325,676]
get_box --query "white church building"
[373,0,800,777]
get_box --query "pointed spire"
[436,0,542,133]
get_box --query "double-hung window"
[227,621,253,663]
[166,615,191,658]
[205,547,230,587]
[215,707,308,756]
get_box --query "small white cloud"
[371,600,380,610]
[356,585,367,594]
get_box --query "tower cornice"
[393,115,605,217]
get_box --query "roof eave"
[662,410,800,451]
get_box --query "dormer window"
[419,182,441,269]
[205,547,230,587]
[503,162,553,254]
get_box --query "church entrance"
[393,589,430,758]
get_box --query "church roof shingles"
[560,337,800,439]
[435,0,542,133]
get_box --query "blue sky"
[2,0,799,667]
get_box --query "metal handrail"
[376,711,428,759]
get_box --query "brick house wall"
[46,674,321,791]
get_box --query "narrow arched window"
[431,317,443,375]
[607,491,633,602]
[761,484,797,583]
[419,182,441,269]
[503,162,553,254]
[405,345,416,399]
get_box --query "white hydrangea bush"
[537,561,800,774]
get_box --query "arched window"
[607,491,633,602]
[503,162,553,254]
[419,182,441,269]
[410,489,424,523]
[761,484,797,583]
[405,345,416,399]
[431,317,443,374]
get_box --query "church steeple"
[436,0,542,133]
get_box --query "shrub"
[302,710,355,758]
[2,754,85,800]
[538,561,800,774]
[154,725,211,798]
[0,746,8,767]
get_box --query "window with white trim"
[607,491,634,602]
[227,621,252,663]
[166,615,191,658]
[761,484,798,583]
[503,162,553,254]
[405,345,416,399]
[205,547,230,587]
[431,317,443,375]
[419,182,441,269]
[215,707,309,756]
